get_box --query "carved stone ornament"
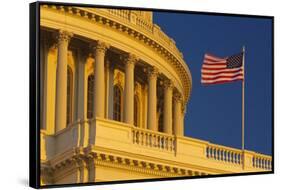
[94,41,110,54]
[125,53,139,66]
[147,66,159,79]
[56,30,73,44]
[163,79,173,90]
[173,92,183,103]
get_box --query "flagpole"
[242,46,245,169]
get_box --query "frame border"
[29,1,274,189]
[30,2,41,189]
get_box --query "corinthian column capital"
[125,53,139,66]
[56,30,73,44]
[181,104,187,114]
[147,66,159,79]
[93,41,110,55]
[173,91,183,103]
[163,79,174,90]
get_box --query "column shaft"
[55,30,72,133]
[124,54,137,125]
[173,93,183,136]
[143,84,148,129]
[107,63,114,119]
[105,61,109,118]
[93,41,108,118]
[163,80,173,134]
[180,106,186,136]
[147,67,158,131]
[76,51,86,120]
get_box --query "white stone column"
[93,41,109,118]
[163,80,173,134]
[147,67,158,131]
[76,51,87,120]
[55,30,72,133]
[142,84,148,129]
[105,60,109,118]
[107,61,114,120]
[180,105,186,136]
[173,92,183,136]
[124,54,138,125]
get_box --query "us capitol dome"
[39,4,271,185]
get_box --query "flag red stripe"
[201,78,243,85]
[204,58,227,63]
[205,54,226,61]
[204,58,222,63]
[201,68,242,75]
[201,67,235,71]
[202,71,243,78]
[201,76,243,84]
[202,65,226,69]
[201,75,243,82]
[203,61,226,65]
[202,73,243,80]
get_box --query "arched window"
[113,85,122,121]
[87,74,94,118]
[66,66,73,125]
[134,95,140,127]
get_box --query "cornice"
[41,5,192,104]
[41,146,209,178]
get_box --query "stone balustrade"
[132,127,175,152]
[205,144,272,171]
[252,154,272,170]
[136,16,153,32]
[107,9,130,20]
[41,118,272,173]
[103,8,179,55]
[206,144,243,165]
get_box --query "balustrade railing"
[252,155,272,170]
[41,116,272,172]
[206,145,243,165]
[102,8,179,57]
[107,9,130,21]
[136,17,153,32]
[132,127,175,153]
[156,27,172,45]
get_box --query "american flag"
[201,52,244,85]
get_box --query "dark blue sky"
[154,12,273,155]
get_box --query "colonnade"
[54,30,185,136]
